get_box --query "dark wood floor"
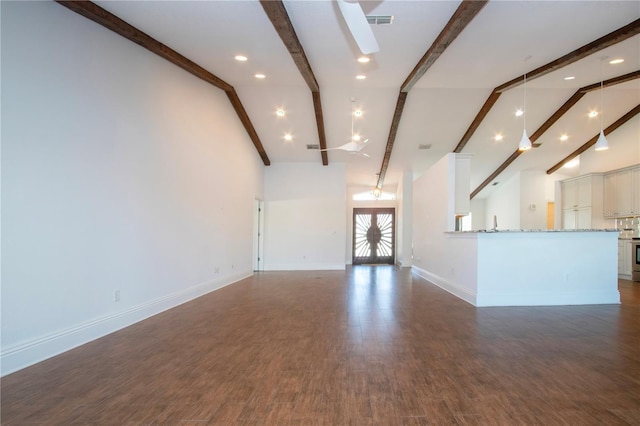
[2,267,640,425]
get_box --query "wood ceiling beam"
[579,70,640,93]
[57,1,232,91]
[471,71,640,198]
[377,1,485,190]
[376,92,408,190]
[469,91,586,199]
[547,104,640,175]
[401,0,488,93]
[259,0,327,164]
[312,92,329,166]
[496,19,640,93]
[226,89,271,165]
[453,90,501,153]
[56,0,271,166]
[260,0,319,92]
[455,19,640,153]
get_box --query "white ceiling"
[95,0,640,198]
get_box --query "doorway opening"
[253,199,264,271]
[352,208,395,265]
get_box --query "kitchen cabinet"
[618,240,632,278]
[563,206,591,230]
[604,165,640,218]
[561,174,604,229]
[633,167,640,215]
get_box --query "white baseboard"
[476,290,620,307]
[263,263,346,271]
[396,259,412,268]
[411,266,477,306]
[1,272,252,377]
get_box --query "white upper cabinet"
[603,165,640,218]
[561,174,603,229]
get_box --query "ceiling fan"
[320,139,370,158]
[319,98,371,157]
[336,0,379,55]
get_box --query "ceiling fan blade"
[336,0,379,55]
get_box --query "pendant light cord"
[523,72,527,131]
[600,60,604,131]
[351,99,355,140]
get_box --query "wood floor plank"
[2,268,639,425]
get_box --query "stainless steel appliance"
[633,239,640,282]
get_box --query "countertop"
[447,229,619,234]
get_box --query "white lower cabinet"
[618,240,632,278]
[563,207,591,230]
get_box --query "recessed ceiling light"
[276,109,285,117]
[515,109,524,117]
[255,73,266,79]
[564,76,575,81]
[609,58,624,65]
[560,134,569,141]
[356,75,366,80]
[494,133,503,141]
[589,110,598,118]
[354,110,363,117]
[358,57,370,63]
[234,55,248,62]
[284,133,292,141]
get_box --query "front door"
[353,208,395,265]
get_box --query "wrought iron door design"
[353,208,395,265]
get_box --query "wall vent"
[418,144,432,150]
[366,15,394,25]
[306,144,320,150]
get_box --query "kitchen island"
[413,229,619,307]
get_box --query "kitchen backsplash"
[616,216,640,238]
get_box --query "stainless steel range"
[633,239,640,282]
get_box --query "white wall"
[485,172,521,230]
[470,198,486,230]
[412,154,478,302]
[519,171,548,230]
[396,172,413,267]
[1,2,264,375]
[484,171,569,230]
[264,163,346,270]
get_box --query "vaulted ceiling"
[59,0,639,198]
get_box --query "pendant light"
[518,69,532,151]
[594,58,609,151]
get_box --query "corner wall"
[264,163,346,270]
[412,154,478,303]
[1,2,264,375]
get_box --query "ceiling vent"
[306,144,320,150]
[366,15,394,25]
[418,144,432,150]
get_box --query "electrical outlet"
[113,290,120,302]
